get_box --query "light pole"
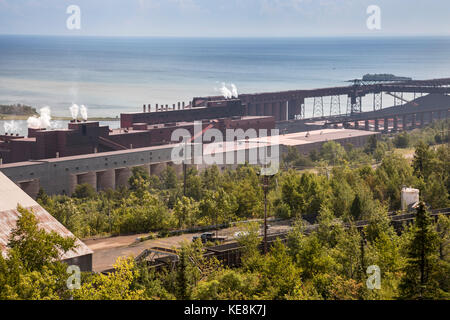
[262,173,269,254]
[183,137,189,197]
[259,142,275,254]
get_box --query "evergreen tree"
[412,142,433,179]
[176,247,192,300]
[350,194,363,221]
[399,202,441,299]
[36,187,50,206]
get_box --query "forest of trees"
[1,120,448,300]
[37,120,449,239]
[1,200,448,300]
[0,104,37,116]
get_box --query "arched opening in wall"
[18,179,40,199]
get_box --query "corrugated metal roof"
[0,171,92,260]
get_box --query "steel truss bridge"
[195,78,450,122]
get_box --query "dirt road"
[83,219,292,272]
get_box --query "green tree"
[36,187,50,206]
[236,222,263,272]
[412,141,434,179]
[129,166,150,193]
[0,206,76,300]
[72,183,96,199]
[399,202,442,299]
[174,196,200,229]
[73,257,146,300]
[161,166,178,189]
[320,141,347,166]
[393,132,410,148]
[365,134,378,155]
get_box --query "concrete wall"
[62,253,93,273]
[0,144,174,196]
[1,130,379,198]
[97,169,115,191]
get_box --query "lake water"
[1,35,450,134]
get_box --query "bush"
[393,132,410,148]
[275,202,292,219]
[72,184,96,199]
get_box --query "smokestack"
[165,104,168,111]
[178,102,181,110]
[182,102,185,109]
[156,104,159,112]
[172,104,175,110]
[148,104,151,112]
[143,104,146,113]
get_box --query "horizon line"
[1,33,450,39]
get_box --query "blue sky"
[0,0,449,37]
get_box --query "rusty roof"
[0,171,92,260]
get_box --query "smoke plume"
[70,104,79,120]
[220,83,233,99]
[80,105,88,121]
[27,106,52,129]
[218,83,238,99]
[3,120,19,134]
[231,83,238,98]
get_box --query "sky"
[0,0,449,37]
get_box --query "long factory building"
[0,128,379,199]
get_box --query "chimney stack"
[155,104,159,112]
[148,104,151,112]
[143,104,146,113]
[182,101,185,109]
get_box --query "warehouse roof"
[249,128,379,147]
[0,171,92,260]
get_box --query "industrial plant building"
[0,99,274,164]
[0,128,378,199]
[2,83,447,199]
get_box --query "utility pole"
[183,138,188,196]
[263,173,269,254]
[261,144,274,254]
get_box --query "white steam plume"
[220,83,233,99]
[80,105,88,121]
[70,103,79,120]
[27,106,52,129]
[3,120,19,134]
[231,83,238,98]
